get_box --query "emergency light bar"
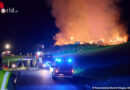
[68,59,72,63]
[55,58,62,62]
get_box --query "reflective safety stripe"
[1,72,9,90]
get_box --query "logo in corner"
[0,1,18,14]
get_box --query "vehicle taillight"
[72,69,73,73]
[55,69,58,73]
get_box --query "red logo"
[0,1,18,14]
[0,2,4,9]
[0,2,6,14]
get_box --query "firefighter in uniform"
[0,54,16,90]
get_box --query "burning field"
[51,0,128,45]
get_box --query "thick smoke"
[51,0,128,45]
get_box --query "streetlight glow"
[5,44,10,49]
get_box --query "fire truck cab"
[36,52,53,69]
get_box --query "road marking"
[1,72,9,90]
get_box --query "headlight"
[50,68,53,72]
[43,64,46,67]
[12,64,16,68]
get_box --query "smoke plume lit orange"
[51,0,128,45]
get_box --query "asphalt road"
[15,43,130,90]
[16,70,91,90]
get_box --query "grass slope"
[2,55,34,64]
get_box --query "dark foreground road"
[16,70,91,90]
[15,43,130,90]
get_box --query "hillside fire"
[51,0,128,46]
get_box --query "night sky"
[0,0,130,54]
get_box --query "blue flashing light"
[55,58,61,62]
[46,62,49,65]
[58,59,61,62]
[68,59,72,63]
[55,58,58,61]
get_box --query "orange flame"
[51,0,128,46]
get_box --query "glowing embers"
[55,35,128,46]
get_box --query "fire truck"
[36,52,53,69]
